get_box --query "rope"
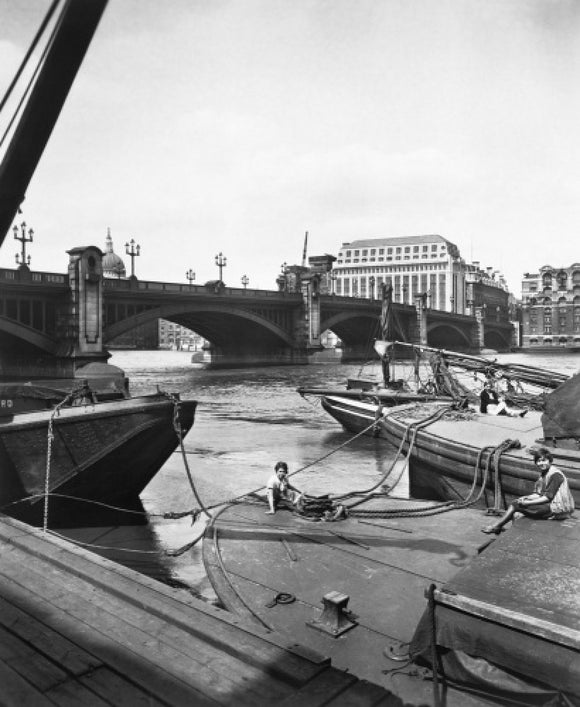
[43,390,79,532]
[164,392,213,519]
[333,404,454,511]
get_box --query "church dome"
[102,228,126,278]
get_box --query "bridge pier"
[472,306,486,350]
[339,343,375,363]
[191,344,308,369]
[0,246,125,387]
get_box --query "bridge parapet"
[0,268,67,287]
[103,277,298,302]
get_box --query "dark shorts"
[513,499,552,519]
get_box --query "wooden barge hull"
[0,394,196,519]
[379,403,580,507]
[320,395,390,437]
[318,395,580,507]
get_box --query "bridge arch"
[104,303,295,347]
[0,318,59,354]
[483,328,512,350]
[427,322,471,349]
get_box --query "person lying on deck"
[482,447,575,534]
[481,387,528,418]
[265,461,304,515]
[479,382,499,413]
[493,394,528,418]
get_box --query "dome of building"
[102,228,126,278]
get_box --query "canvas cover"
[541,372,580,439]
[410,604,580,705]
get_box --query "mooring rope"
[164,392,213,519]
[43,389,83,533]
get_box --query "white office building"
[334,235,469,312]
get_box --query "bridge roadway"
[0,266,513,375]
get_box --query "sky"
[0,0,579,293]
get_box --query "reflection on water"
[57,349,580,602]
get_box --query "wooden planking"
[0,660,56,707]
[0,594,103,676]
[278,669,359,707]
[0,550,294,707]
[0,571,216,707]
[0,516,395,706]
[0,626,118,707]
[0,597,165,707]
[1,520,330,683]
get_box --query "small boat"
[0,380,196,524]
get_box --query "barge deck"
[0,514,397,706]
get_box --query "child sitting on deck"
[482,447,575,534]
[265,461,304,515]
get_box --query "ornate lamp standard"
[241,274,249,289]
[215,252,227,281]
[186,269,196,286]
[14,221,33,269]
[125,238,141,278]
[369,275,375,300]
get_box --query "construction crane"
[301,231,308,267]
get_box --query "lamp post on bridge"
[125,239,140,278]
[241,274,249,289]
[14,221,33,270]
[215,252,227,281]
[186,269,196,287]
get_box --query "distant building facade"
[521,264,580,348]
[332,235,510,317]
[158,321,205,350]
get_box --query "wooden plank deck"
[0,515,401,707]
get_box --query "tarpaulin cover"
[541,372,580,439]
[410,604,580,706]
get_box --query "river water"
[59,349,580,604]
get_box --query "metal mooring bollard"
[306,590,358,637]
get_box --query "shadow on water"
[8,496,179,587]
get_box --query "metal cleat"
[306,590,358,637]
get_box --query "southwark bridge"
[0,246,513,379]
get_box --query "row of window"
[340,244,445,258]
[336,274,446,308]
[524,272,580,289]
[336,263,449,275]
[525,297,580,305]
[338,253,447,264]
